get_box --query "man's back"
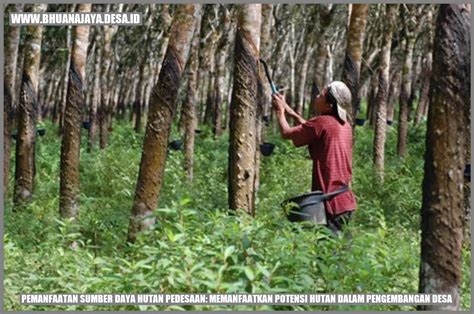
[289,115,356,216]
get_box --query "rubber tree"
[153,4,172,86]
[310,4,337,117]
[133,5,155,134]
[4,4,23,192]
[373,4,397,177]
[258,4,273,121]
[418,4,470,310]
[58,4,76,134]
[414,9,434,125]
[13,4,47,206]
[397,4,426,157]
[182,14,202,181]
[341,4,369,127]
[212,5,231,137]
[59,3,92,218]
[127,4,200,242]
[87,30,102,152]
[99,4,123,149]
[228,4,262,216]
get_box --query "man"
[272,81,356,234]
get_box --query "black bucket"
[82,121,91,129]
[386,120,393,126]
[169,139,182,150]
[260,142,275,156]
[464,164,471,181]
[282,191,328,225]
[37,128,46,137]
[11,133,17,140]
[355,118,365,126]
[262,115,270,126]
[195,129,202,134]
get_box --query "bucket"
[281,191,328,225]
[386,120,393,126]
[260,142,275,156]
[82,121,91,129]
[355,118,365,126]
[37,128,46,137]
[464,164,471,181]
[262,115,270,126]
[195,129,202,134]
[169,139,182,150]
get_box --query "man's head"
[312,81,351,123]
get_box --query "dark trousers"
[327,210,354,236]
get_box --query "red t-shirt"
[287,115,356,217]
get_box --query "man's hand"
[271,93,286,116]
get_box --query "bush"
[3,119,470,311]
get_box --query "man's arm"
[283,103,306,125]
[272,93,302,139]
[276,111,296,139]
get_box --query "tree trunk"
[414,10,434,125]
[59,4,92,219]
[387,70,401,122]
[99,4,123,149]
[366,71,379,126]
[418,4,470,310]
[397,37,415,157]
[127,4,200,243]
[397,4,426,156]
[259,4,273,121]
[373,4,397,177]
[414,52,432,125]
[59,4,76,135]
[295,43,312,117]
[87,33,102,153]
[4,4,23,192]
[341,4,369,127]
[133,6,155,134]
[183,14,202,181]
[212,6,231,137]
[228,4,261,216]
[203,24,218,127]
[154,4,172,85]
[13,4,47,206]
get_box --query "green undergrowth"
[4,118,471,311]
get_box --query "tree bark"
[13,4,47,206]
[183,14,202,181]
[59,4,76,135]
[4,4,23,192]
[295,42,312,117]
[133,5,155,134]
[414,10,434,125]
[373,4,397,177]
[341,4,369,127]
[387,69,401,122]
[228,4,261,216]
[418,4,470,310]
[59,4,92,219]
[154,4,173,85]
[259,4,273,120]
[99,4,123,149]
[87,32,102,152]
[366,71,379,126]
[212,6,231,137]
[127,4,200,242]
[414,53,432,125]
[397,4,426,156]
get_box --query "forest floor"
[4,117,471,311]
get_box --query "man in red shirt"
[272,81,356,234]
